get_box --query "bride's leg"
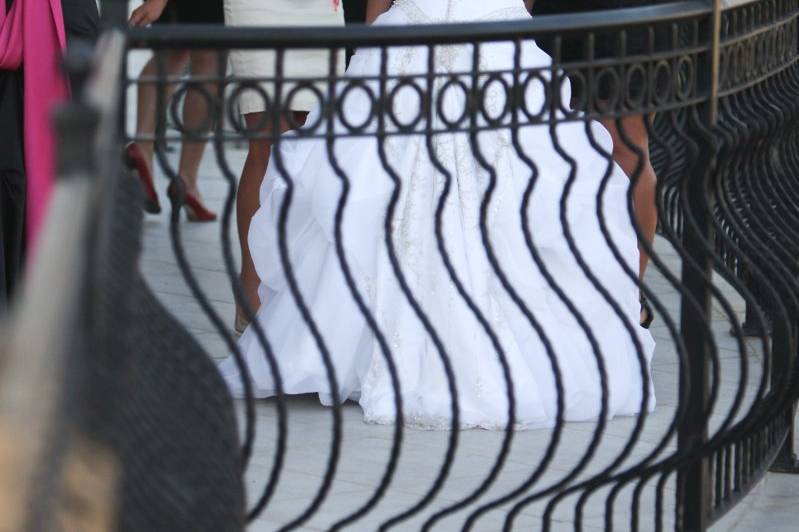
[236,111,308,329]
[601,114,658,327]
[600,114,658,281]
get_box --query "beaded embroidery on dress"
[219,0,656,429]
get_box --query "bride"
[219,0,656,429]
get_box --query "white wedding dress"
[219,0,656,429]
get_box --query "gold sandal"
[234,310,250,339]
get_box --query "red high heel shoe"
[167,181,218,223]
[124,143,161,214]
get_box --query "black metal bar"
[675,116,715,532]
[676,2,723,529]
[769,368,799,472]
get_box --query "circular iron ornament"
[169,82,216,138]
[652,60,673,105]
[594,66,621,114]
[675,55,694,101]
[624,63,648,111]
[478,72,511,127]
[226,81,273,135]
[336,79,377,133]
[436,76,470,130]
[519,70,550,122]
[283,81,326,136]
[387,76,427,133]
[557,69,586,118]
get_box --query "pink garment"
[0,0,69,253]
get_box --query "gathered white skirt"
[219,1,657,430]
[224,0,346,114]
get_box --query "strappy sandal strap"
[640,293,654,329]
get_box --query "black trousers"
[0,0,26,312]
[343,0,367,24]
[62,0,100,94]
[0,66,25,314]
[62,0,100,47]
[343,0,367,64]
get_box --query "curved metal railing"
[2,1,794,530]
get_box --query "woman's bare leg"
[601,114,658,281]
[134,51,190,172]
[176,50,224,196]
[237,111,308,322]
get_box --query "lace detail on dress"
[482,6,531,22]
[393,0,529,23]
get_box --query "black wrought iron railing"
[1,0,797,531]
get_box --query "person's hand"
[129,0,169,27]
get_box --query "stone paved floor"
[128,50,799,531]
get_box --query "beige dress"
[224,0,346,114]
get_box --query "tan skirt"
[224,0,346,114]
